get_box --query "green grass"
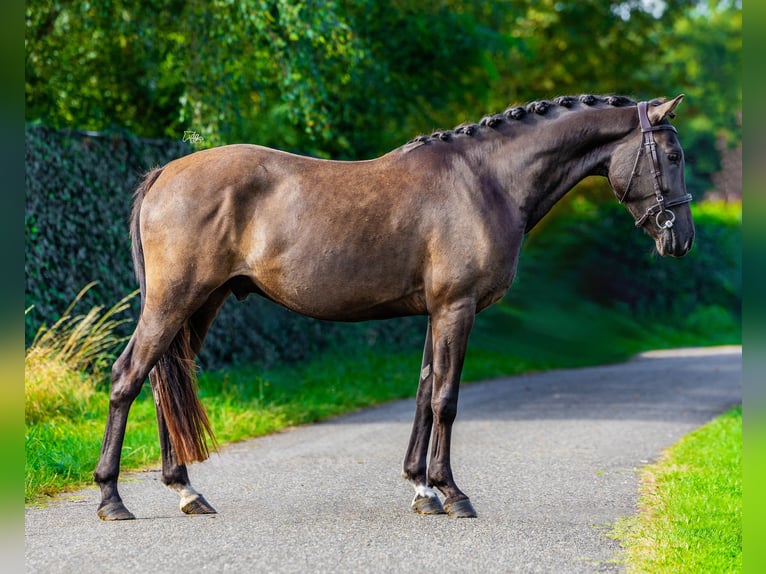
[613,407,742,573]
[26,398,160,500]
[24,293,739,503]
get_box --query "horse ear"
[648,94,685,124]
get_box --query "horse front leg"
[427,299,477,518]
[402,319,445,514]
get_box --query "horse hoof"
[181,494,217,515]
[444,497,477,518]
[97,501,136,521]
[412,495,446,515]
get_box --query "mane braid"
[405,94,638,147]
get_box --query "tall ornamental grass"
[25,283,136,424]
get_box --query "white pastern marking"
[168,483,201,508]
[412,484,438,505]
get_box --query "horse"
[94,94,694,520]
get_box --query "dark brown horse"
[94,94,694,520]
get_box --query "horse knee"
[431,394,458,424]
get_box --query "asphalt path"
[25,346,741,573]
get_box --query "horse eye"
[668,152,681,163]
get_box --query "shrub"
[25,125,191,346]
[25,125,740,371]
[25,125,423,370]
[524,199,741,323]
[25,283,135,424]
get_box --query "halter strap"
[620,101,692,229]
[637,101,677,134]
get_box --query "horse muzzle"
[655,225,694,257]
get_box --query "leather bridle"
[619,101,693,230]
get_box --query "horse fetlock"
[413,484,439,499]
[426,468,452,491]
[401,462,427,482]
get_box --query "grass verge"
[612,406,742,573]
[25,292,739,503]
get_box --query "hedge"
[25,125,189,344]
[25,125,422,370]
[522,198,741,326]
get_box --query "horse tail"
[149,323,215,464]
[130,167,163,304]
[131,167,216,464]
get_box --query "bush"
[524,198,741,325]
[25,284,134,424]
[26,125,739,371]
[25,125,423,370]
[25,125,191,345]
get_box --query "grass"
[25,283,136,424]
[24,284,739,504]
[612,407,742,573]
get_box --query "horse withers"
[94,94,694,520]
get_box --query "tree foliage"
[26,1,740,180]
[653,1,742,192]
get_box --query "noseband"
[619,101,693,229]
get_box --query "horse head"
[609,95,695,257]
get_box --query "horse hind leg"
[94,315,184,520]
[94,281,225,520]
[151,286,230,515]
[151,366,216,515]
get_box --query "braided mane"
[406,94,638,146]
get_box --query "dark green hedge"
[25,125,190,343]
[25,125,423,370]
[522,200,741,325]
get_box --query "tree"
[652,0,742,196]
[26,0,364,154]
[26,0,740,179]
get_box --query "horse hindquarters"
[94,168,221,520]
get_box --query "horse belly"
[248,252,428,322]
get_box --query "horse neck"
[484,105,637,231]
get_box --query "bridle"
[619,101,693,230]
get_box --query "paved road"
[25,346,741,573]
